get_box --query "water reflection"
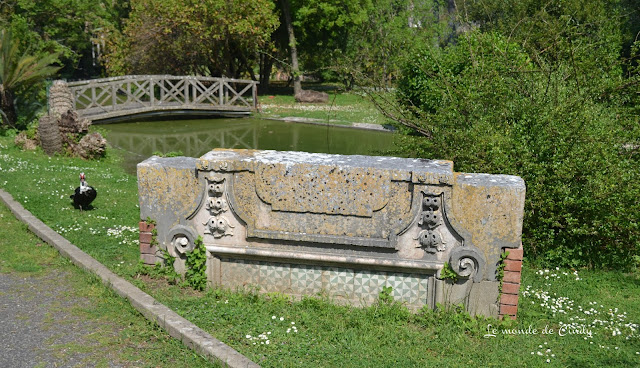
[102,117,396,173]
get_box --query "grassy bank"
[257,84,388,126]
[0,135,638,367]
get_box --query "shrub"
[393,31,640,269]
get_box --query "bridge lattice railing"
[66,75,258,117]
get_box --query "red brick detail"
[500,304,518,316]
[139,221,155,232]
[499,244,524,320]
[500,293,519,306]
[139,220,157,265]
[139,242,157,255]
[139,232,153,244]
[504,259,522,272]
[502,270,522,284]
[501,282,520,295]
[139,221,154,232]
[505,248,523,261]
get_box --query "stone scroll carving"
[449,246,486,282]
[167,225,198,256]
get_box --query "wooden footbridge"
[66,75,259,122]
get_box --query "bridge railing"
[66,75,259,119]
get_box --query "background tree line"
[0,0,444,126]
[0,0,639,269]
[1,0,449,83]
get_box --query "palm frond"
[0,28,62,128]
[0,28,61,90]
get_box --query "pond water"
[101,117,397,174]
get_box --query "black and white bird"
[70,172,97,210]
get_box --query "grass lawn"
[0,134,638,367]
[257,83,388,126]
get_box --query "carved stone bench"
[137,149,525,318]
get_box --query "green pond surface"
[101,117,397,174]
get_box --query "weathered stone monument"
[138,149,525,318]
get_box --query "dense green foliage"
[0,0,123,130]
[340,0,442,86]
[0,0,122,79]
[105,0,279,78]
[393,3,640,268]
[288,0,449,86]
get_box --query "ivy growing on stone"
[183,236,207,291]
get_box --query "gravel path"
[0,270,121,368]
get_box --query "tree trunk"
[38,114,62,156]
[0,87,18,129]
[259,52,273,93]
[280,0,302,97]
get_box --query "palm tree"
[0,28,61,129]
